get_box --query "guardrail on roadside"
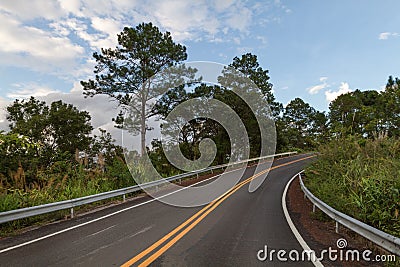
[298,171,400,256]
[0,151,297,224]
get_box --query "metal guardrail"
[0,151,297,224]
[298,171,400,256]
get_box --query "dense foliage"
[305,76,400,238]
[0,98,133,214]
[306,136,400,237]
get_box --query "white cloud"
[256,35,268,45]
[0,0,265,79]
[59,0,82,16]
[307,84,327,95]
[6,83,61,99]
[214,0,234,11]
[0,13,84,73]
[0,96,10,131]
[0,0,286,147]
[379,32,399,40]
[307,77,329,95]
[325,82,352,102]
[140,1,224,41]
[70,81,84,93]
[226,5,252,32]
[233,37,241,44]
[377,85,386,92]
[0,1,66,20]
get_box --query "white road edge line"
[282,171,324,267]
[0,160,272,254]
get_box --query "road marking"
[76,225,154,263]
[137,177,247,267]
[128,225,154,239]
[0,155,307,255]
[0,169,234,254]
[88,225,117,237]
[0,158,271,254]
[120,172,262,267]
[282,172,323,267]
[121,155,316,266]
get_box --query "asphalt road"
[0,154,315,266]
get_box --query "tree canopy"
[81,22,191,155]
[6,97,93,164]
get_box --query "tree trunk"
[140,83,147,156]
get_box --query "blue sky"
[0,0,399,144]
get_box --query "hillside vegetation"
[306,136,400,237]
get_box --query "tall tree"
[81,22,191,155]
[328,90,385,138]
[381,75,400,137]
[222,53,282,118]
[328,91,363,136]
[281,97,323,150]
[218,53,278,158]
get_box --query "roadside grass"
[0,158,134,213]
[0,158,224,237]
[0,158,137,236]
[305,136,400,238]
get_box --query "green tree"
[150,53,279,173]
[91,128,125,164]
[81,22,190,156]
[328,90,385,138]
[0,131,40,187]
[381,75,400,137]
[6,97,49,151]
[218,53,278,158]
[153,84,231,167]
[328,91,363,137]
[6,97,93,164]
[220,53,282,118]
[280,97,324,150]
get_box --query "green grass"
[0,158,135,212]
[305,136,400,237]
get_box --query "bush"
[305,136,400,237]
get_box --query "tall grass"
[305,136,400,237]
[0,158,134,213]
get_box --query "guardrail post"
[196,173,199,179]
[335,221,339,233]
[123,194,126,202]
[312,204,315,213]
[70,208,74,219]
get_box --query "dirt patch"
[286,176,393,266]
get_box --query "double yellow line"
[121,155,315,267]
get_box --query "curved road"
[0,154,315,266]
